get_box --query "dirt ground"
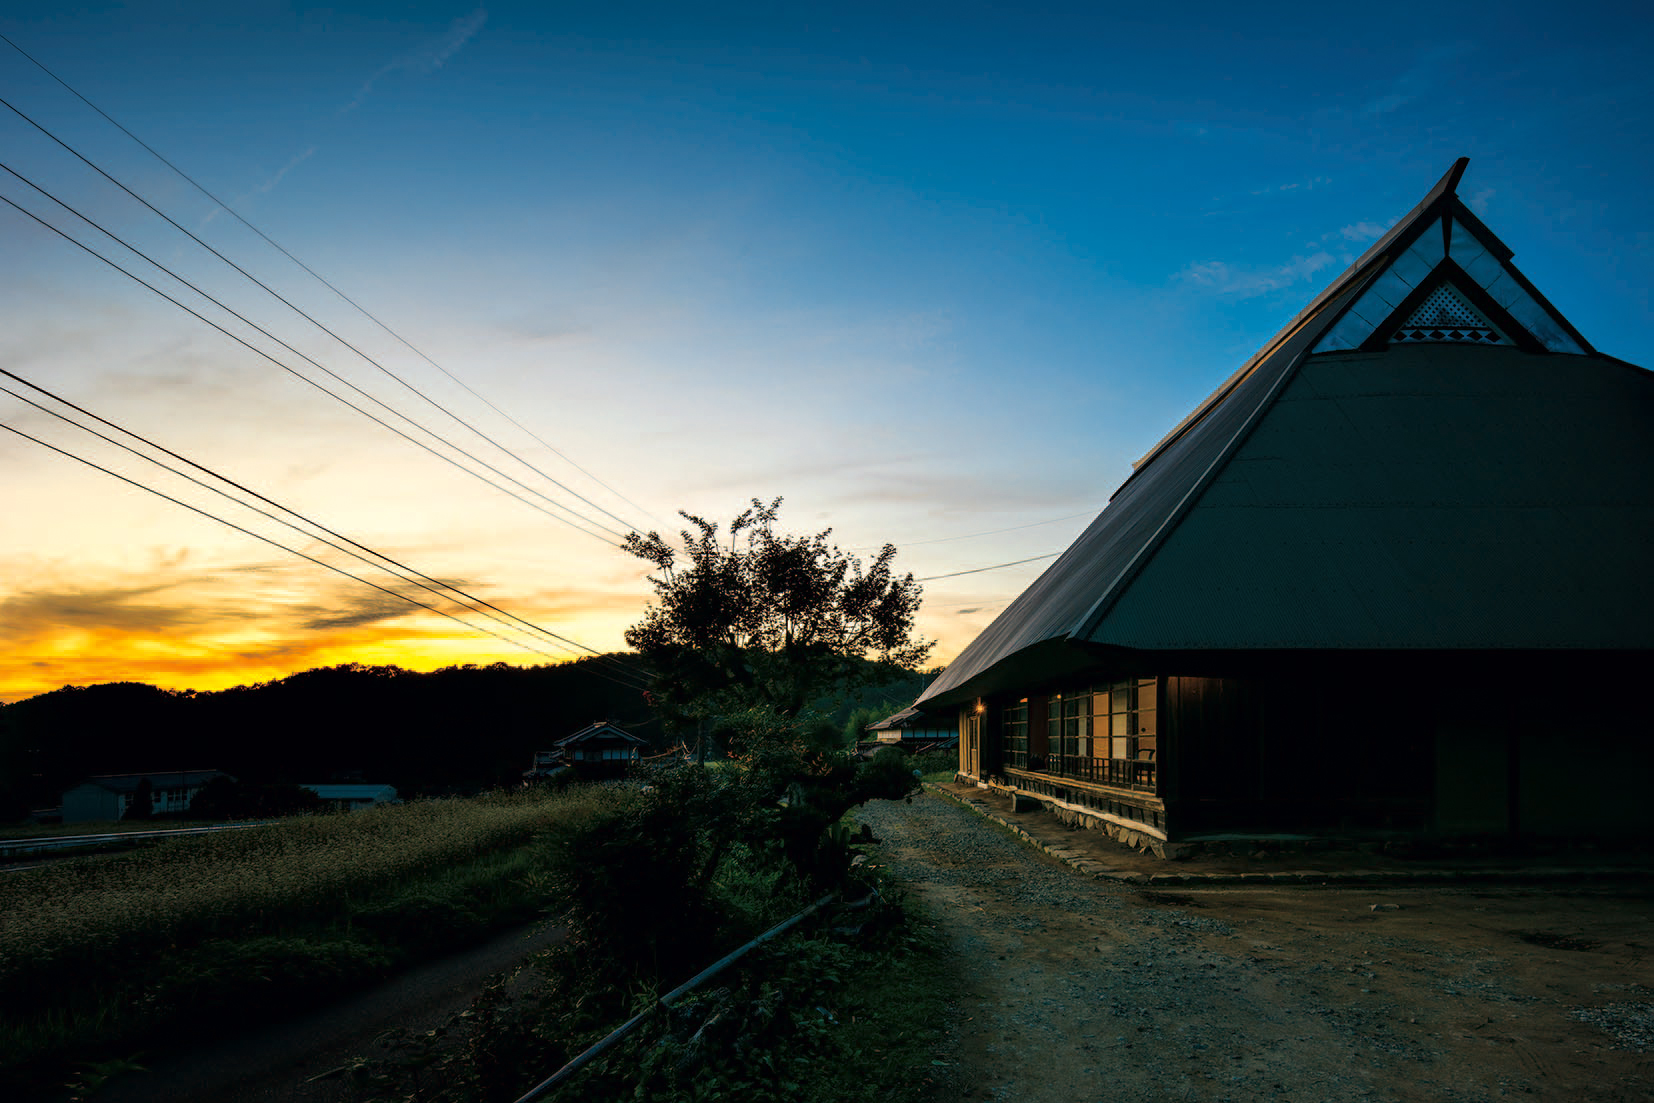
[854,791,1654,1103]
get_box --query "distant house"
[524,749,568,783]
[861,706,959,755]
[299,783,399,811]
[550,720,648,776]
[60,770,231,823]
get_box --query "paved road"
[96,921,563,1103]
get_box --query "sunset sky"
[2,2,1651,703]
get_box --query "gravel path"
[853,791,1654,1103]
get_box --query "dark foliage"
[623,497,932,734]
[186,777,324,820]
[0,657,652,815]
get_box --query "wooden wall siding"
[1433,688,1654,838]
[1162,671,1436,835]
[1163,675,1262,819]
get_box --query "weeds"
[341,810,958,1103]
[0,785,622,1098]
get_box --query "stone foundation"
[1044,800,1195,860]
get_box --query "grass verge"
[0,785,622,1102]
[337,830,960,1103]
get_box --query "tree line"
[0,657,655,819]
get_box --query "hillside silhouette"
[0,657,653,817]
[0,657,931,819]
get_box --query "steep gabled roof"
[70,770,228,793]
[919,161,1653,708]
[556,720,647,747]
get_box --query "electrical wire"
[0,28,662,531]
[916,553,1059,581]
[0,89,645,537]
[0,418,571,662]
[2,417,653,694]
[0,153,625,542]
[0,379,653,685]
[0,181,623,548]
[857,509,1099,551]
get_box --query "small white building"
[60,770,231,823]
[299,783,400,811]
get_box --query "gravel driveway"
[853,791,1654,1103]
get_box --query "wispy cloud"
[1249,176,1331,196]
[1175,251,1336,299]
[0,582,204,639]
[1362,43,1475,117]
[300,590,423,631]
[344,8,488,114]
[1337,221,1387,243]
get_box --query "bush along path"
[335,760,960,1103]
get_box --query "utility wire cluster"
[0,32,1082,685]
[0,33,651,691]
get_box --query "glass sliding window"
[1031,692,1092,775]
[1092,677,1156,761]
[1002,699,1029,768]
[1070,692,1091,759]
[1046,694,1062,766]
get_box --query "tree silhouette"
[623,496,932,737]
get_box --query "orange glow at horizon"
[1,563,980,704]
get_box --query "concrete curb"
[922,783,1654,888]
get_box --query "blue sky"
[1,1,1649,699]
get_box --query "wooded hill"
[0,657,930,819]
[0,658,654,817]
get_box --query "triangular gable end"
[1312,186,1593,357]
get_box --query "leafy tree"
[623,497,933,738]
[620,498,934,893]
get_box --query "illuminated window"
[1093,677,1157,761]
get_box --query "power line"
[916,553,1060,581]
[0,91,640,540]
[0,417,653,693]
[858,509,1100,551]
[0,180,624,548]
[0,28,662,531]
[0,378,650,684]
[0,418,572,663]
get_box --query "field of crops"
[0,784,622,1094]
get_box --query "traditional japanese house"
[553,720,648,777]
[858,705,959,757]
[919,160,1654,856]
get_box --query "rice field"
[0,785,621,1007]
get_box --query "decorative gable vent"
[1392,283,1506,344]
